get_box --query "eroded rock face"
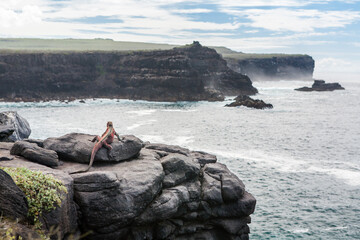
[43,133,143,163]
[0,111,31,142]
[0,135,256,240]
[0,42,257,102]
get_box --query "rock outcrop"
[0,42,257,102]
[0,111,31,142]
[295,80,345,92]
[0,133,256,240]
[225,55,314,81]
[43,133,143,163]
[225,95,273,109]
[0,169,29,221]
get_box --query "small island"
[225,95,273,109]
[295,80,345,92]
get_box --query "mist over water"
[1,76,359,239]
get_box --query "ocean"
[1,79,359,239]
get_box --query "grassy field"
[0,38,305,58]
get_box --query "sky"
[0,0,359,76]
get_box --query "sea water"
[1,79,359,239]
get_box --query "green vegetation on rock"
[0,167,67,229]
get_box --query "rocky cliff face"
[0,42,257,102]
[225,55,314,81]
[0,133,256,240]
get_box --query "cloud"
[221,8,360,32]
[0,5,42,28]
[171,8,213,14]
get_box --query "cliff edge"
[0,42,257,102]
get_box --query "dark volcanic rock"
[0,125,15,141]
[225,95,273,109]
[0,169,28,221]
[43,133,143,163]
[225,54,314,81]
[0,42,257,102]
[0,111,31,142]
[0,157,78,239]
[0,136,256,240]
[295,79,345,91]
[10,141,59,167]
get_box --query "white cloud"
[0,5,42,28]
[222,8,360,32]
[172,8,213,14]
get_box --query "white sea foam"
[127,119,157,130]
[308,166,360,187]
[293,228,309,233]
[138,135,165,143]
[126,109,156,116]
[172,136,194,146]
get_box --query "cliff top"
[0,38,309,58]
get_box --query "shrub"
[0,167,67,229]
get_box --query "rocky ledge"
[0,133,256,240]
[225,95,273,109]
[0,42,257,102]
[295,80,345,92]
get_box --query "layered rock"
[225,55,314,81]
[0,42,257,102]
[295,80,345,91]
[225,95,273,109]
[0,111,31,142]
[0,134,256,240]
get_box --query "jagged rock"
[160,153,200,188]
[0,136,256,240]
[190,151,217,165]
[226,95,273,109]
[10,141,59,167]
[43,133,143,163]
[0,169,28,221]
[69,149,164,237]
[295,79,345,91]
[0,111,31,142]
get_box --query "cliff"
[0,133,256,240]
[0,42,257,102]
[223,53,315,81]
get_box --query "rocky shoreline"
[0,113,256,240]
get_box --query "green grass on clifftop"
[0,38,307,58]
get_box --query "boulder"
[295,79,345,91]
[0,125,15,142]
[10,141,59,167]
[0,169,28,221]
[160,153,200,188]
[43,133,143,163]
[225,95,273,109]
[0,111,31,142]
